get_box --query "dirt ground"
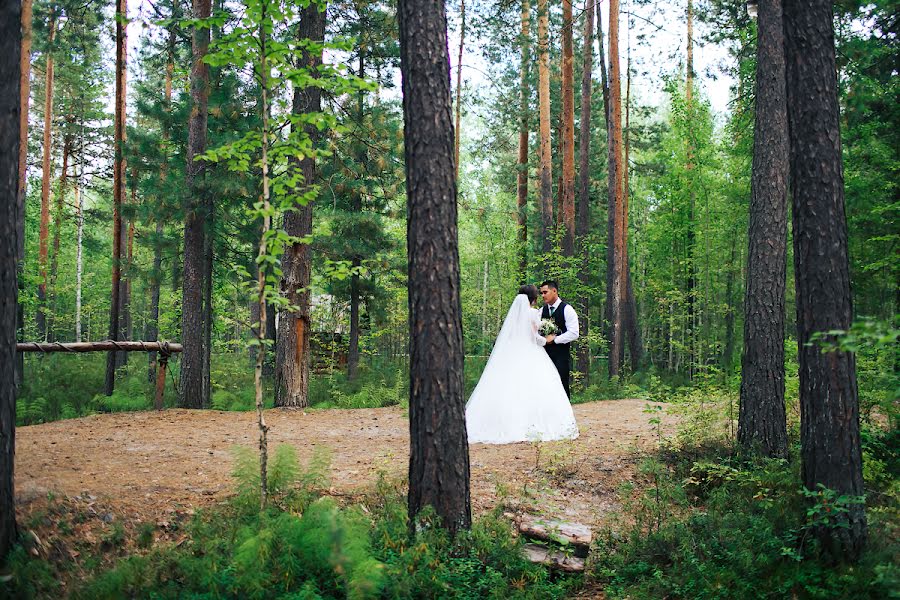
[16,399,673,532]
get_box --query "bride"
[466,285,579,444]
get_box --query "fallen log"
[517,516,592,555]
[16,340,182,410]
[16,341,182,354]
[522,543,585,572]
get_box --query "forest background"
[13,0,897,420]
[2,0,898,596]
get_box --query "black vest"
[541,301,570,357]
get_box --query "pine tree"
[738,0,789,459]
[399,0,471,535]
[0,0,22,562]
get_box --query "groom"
[540,280,579,398]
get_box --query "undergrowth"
[2,445,580,599]
[592,385,900,599]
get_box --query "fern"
[230,443,332,514]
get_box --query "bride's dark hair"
[518,284,539,304]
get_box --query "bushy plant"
[54,450,580,599]
[593,395,900,600]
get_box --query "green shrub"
[594,432,899,599]
[64,448,579,599]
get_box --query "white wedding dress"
[465,294,579,444]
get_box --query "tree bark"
[454,0,464,181]
[537,0,553,253]
[105,0,127,395]
[17,341,182,353]
[347,268,360,380]
[738,0,789,459]
[37,11,56,342]
[275,1,324,408]
[398,0,471,535]
[1,0,22,562]
[47,133,70,341]
[606,0,625,379]
[181,0,212,408]
[15,0,32,385]
[622,33,642,369]
[121,178,136,363]
[559,0,576,257]
[685,0,697,380]
[596,1,609,126]
[148,21,174,383]
[784,0,866,560]
[575,0,593,380]
[721,228,737,370]
[346,49,366,383]
[75,176,83,342]
[254,5,272,509]
[516,0,530,282]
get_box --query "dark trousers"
[547,348,571,398]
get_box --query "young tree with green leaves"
[200,0,358,504]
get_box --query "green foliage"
[231,444,331,514]
[0,545,60,600]
[16,355,176,425]
[593,394,899,599]
[316,368,405,409]
[51,451,579,599]
[365,478,580,599]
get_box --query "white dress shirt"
[546,299,579,345]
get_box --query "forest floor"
[14,399,675,581]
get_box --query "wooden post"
[154,353,168,410]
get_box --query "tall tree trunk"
[606,0,624,379]
[596,1,609,126]
[15,0,32,385]
[537,0,553,253]
[347,268,360,380]
[276,0,325,408]
[1,0,22,563]
[347,50,366,383]
[784,0,866,559]
[597,0,612,357]
[105,0,127,395]
[75,175,83,342]
[122,178,136,354]
[516,0,530,282]
[721,227,737,370]
[201,206,213,396]
[454,0,464,181]
[37,12,56,342]
[738,0,789,459]
[147,217,163,381]
[685,0,697,380]
[398,0,471,535]
[47,133,70,341]
[622,30,642,369]
[181,0,212,408]
[559,0,576,257]
[148,16,176,383]
[115,204,129,368]
[575,0,593,380]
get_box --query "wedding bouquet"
[538,318,559,336]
